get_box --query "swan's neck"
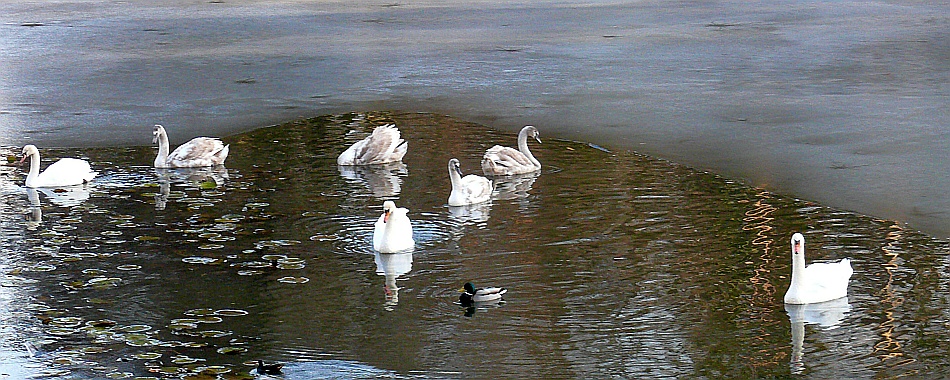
[25,152,40,187]
[789,247,806,290]
[448,166,463,191]
[517,130,541,168]
[154,132,170,168]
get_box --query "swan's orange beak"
[383,209,391,223]
[17,155,27,164]
[793,239,801,254]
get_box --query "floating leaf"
[184,308,216,317]
[51,316,83,328]
[82,346,112,354]
[118,324,152,333]
[277,276,309,284]
[87,277,122,288]
[216,346,246,355]
[132,352,163,360]
[198,330,231,338]
[182,257,222,265]
[214,309,248,317]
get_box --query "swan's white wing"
[166,137,228,167]
[482,145,538,175]
[340,125,407,165]
[36,158,96,186]
[801,259,853,300]
[460,174,493,203]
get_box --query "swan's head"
[152,125,166,144]
[449,158,463,176]
[19,145,38,164]
[382,200,397,223]
[791,233,805,256]
[524,125,541,144]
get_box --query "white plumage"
[481,125,542,176]
[19,145,96,188]
[784,233,853,305]
[447,158,493,206]
[373,200,414,253]
[337,124,408,165]
[152,124,229,168]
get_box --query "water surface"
[0,112,947,379]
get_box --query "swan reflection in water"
[786,297,852,374]
[24,188,43,230]
[491,171,539,201]
[153,167,230,210]
[374,251,412,311]
[448,202,492,224]
[338,162,407,198]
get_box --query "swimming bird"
[337,124,408,165]
[481,125,541,176]
[152,124,229,168]
[373,200,414,253]
[459,282,507,306]
[448,158,493,206]
[19,145,96,188]
[256,360,283,375]
[784,233,853,305]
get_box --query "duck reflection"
[373,251,412,311]
[448,202,491,224]
[786,297,851,374]
[491,171,539,201]
[338,162,407,198]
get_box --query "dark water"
[0,112,947,379]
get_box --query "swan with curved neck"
[338,124,408,165]
[784,233,853,304]
[448,158,493,206]
[373,200,414,253]
[481,125,542,176]
[152,125,229,168]
[19,145,96,188]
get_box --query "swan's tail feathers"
[216,144,230,165]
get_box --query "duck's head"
[152,124,165,144]
[461,282,476,294]
[382,200,396,223]
[791,233,805,256]
[19,145,38,164]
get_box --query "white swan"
[19,145,96,188]
[448,158,493,206]
[784,233,853,304]
[152,124,229,168]
[337,124,408,165]
[481,125,541,176]
[373,200,414,253]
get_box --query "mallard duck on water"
[459,282,507,306]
